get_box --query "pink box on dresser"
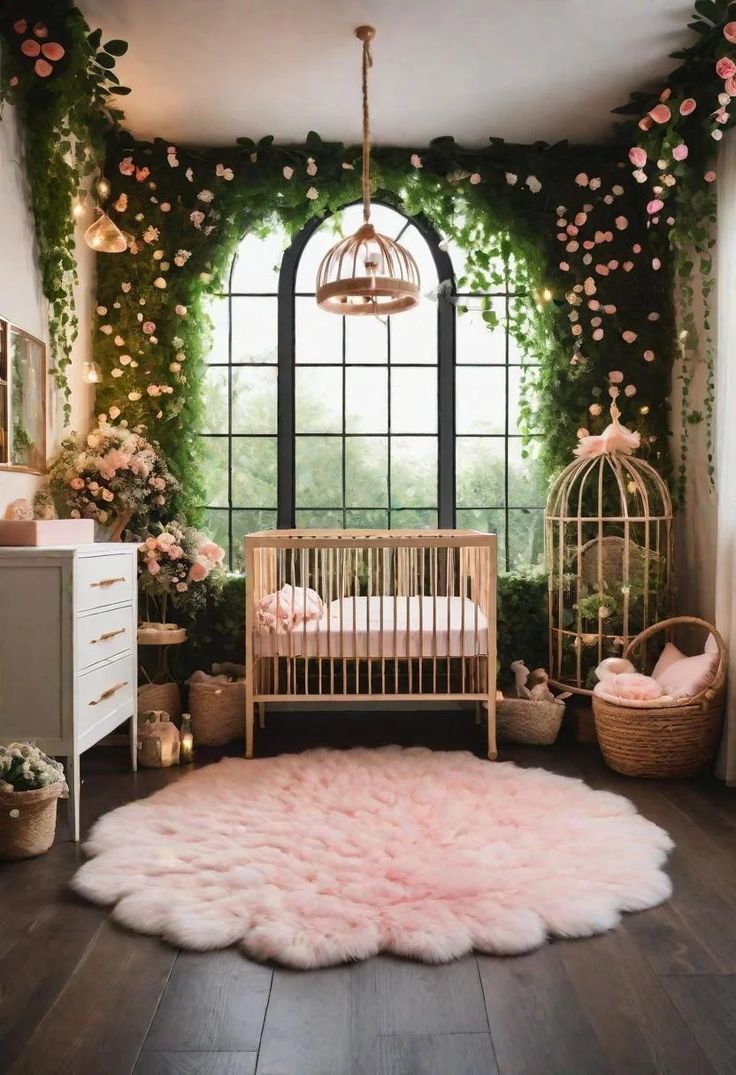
[0,519,95,546]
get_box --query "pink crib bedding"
[253,595,489,659]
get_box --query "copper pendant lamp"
[315,26,420,316]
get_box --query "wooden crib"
[244,529,497,759]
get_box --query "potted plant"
[0,743,68,860]
[43,414,179,541]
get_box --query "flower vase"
[0,783,63,860]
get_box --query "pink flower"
[147,559,161,576]
[145,537,158,550]
[189,561,209,582]
[679,98,697,116]
[157,532,175,548]
[70,477,85,490]
[410,154,422,168]
[724,22,736,44]
[614,215,629,230]
[608,370,624,384]
[638,116,653,131]
[21,39,40,56]
[135,167,150,183]
[622,330,638,343]
[716,58,736,80]
[168,545,184,560]
[628,147,647,168]
[200,542,225,563]
[469,173,481,185]
[34,58,53,77]
[142,321,156,334]
[705,170,717,183]
[176,582,188,592]
[647,198,664,215]
[190,210,205,227]
[672,144,689,161]
[41,42,64,61]
[648,104,671,124]
[643,350,655,362]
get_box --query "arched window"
[201,202,544,570]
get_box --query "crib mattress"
[254,596,489,659]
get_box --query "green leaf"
[95,53,116,69]
[103,39,129,56]
[109,86,131,95]
[87,28,102,48]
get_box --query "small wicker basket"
[138,681,181,721]
[592,616,727,779]
[496,697,565,746]
[0,782,63,860]
[189,678,246,746]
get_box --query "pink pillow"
[655,650,718,698]
[652,641,685,680]
[597,672,664,702]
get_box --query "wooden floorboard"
[1,720,735,1075]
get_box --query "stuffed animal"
[529,668,555,703]
[510,660,532,699]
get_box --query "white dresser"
[0,544,138,840]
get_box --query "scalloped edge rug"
[71,746,673,969]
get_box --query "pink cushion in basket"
[652,642,685,680]
[654,649,718,698]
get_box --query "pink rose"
[135,167,150,183]
[679,98,696,116]
[145,537,158,550]
[628,147,647,168]
[724,22,736,44]
[176,582,188,592]
[638,116,653,131]
[189,561,209,582]
[622,330,638,343]
[119,157,135,176]
[199,541,225,563]
[725,77,736,98]
[147,559,161,576]
[672,144,689,161]
[647,198,664,215]
[608,371,624,384]
[648,104,671,124]
[705,170,717,183]
[142,321,156,334]
[717,58,736,79]
[168,545,184,560]
[70,477,84,490]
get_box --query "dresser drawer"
[76,552,135,612]
[77,605,135,672]
[77,653,135,736]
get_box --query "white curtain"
[715,134,736,784]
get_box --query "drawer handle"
[91,628,126,645]
[90,576,127,589]
[89,681,128,706]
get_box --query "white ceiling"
[80,0,695,148]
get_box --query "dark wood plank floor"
[2,707,736,1075]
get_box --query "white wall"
[0,104,96,515]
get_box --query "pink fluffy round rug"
[72,747,673,969]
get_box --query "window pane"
[231,437,277,507]
[345,509,389,528]
[456,508,506,566]
[456,437,505,508]
[295,218,345,292]
[296,367,343,433]
[391,368,437,435]
[205,296,229,364]
[232,510,278,569]
[455,300,507,364]
[508,438,547,507]
[200,368,229,434]
[508,508,544,570]
[345,314,387,364]
[230,225,287,293]
[508,366,541,434]
[456,367,506,434]
[391,508,438,528]
[345,436,388,507]
[346,368,387,433]
[232,366,277,434]
[390,301,438,365]
[296,298,342,363]
[230,297,277,363]
[391,436,437,508]
[200,437,228,507]
[295,436,342,507]
[295,509,343,528]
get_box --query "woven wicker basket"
[496,697,565,746]
[189,679,245,745]
[592,616,727,779]
[0,782,63,860]
[138,681,181,721]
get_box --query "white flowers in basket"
[0,744,69,796]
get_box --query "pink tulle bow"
[257,584,325,633]
[574,419,641,458]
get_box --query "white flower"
[215,163,234,180]
[505,172,518,186]
[100,325,113,335]
[712,128,724,141]
[525,175,542,193]
[306,157,318,176]
[120,354,132,366]
[143,225,159,243]
[153,277,166,289]
[128,391,142,401]
[197,189,214,203]
[341,162,354,170]
[109,406,121,419]
[410,153,423,168]
[175,305,187,317]
[589,177,601,190]
[114,335,125,346]
[469,172,481,185]
[185,167,193,182]
[96,305,107,316]
[153,249,164,260]
[306,187,319,200]
[282,166,294,180]
[169,361,181,373]
[111,368,123,378]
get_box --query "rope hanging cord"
[357,26,374,223]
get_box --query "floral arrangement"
[138,521,226,622]
[0,743,68,795]
[43,415,179,536]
